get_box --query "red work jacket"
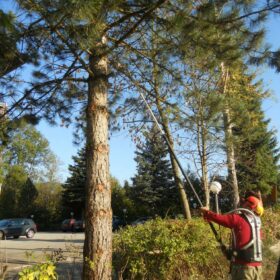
[203,210,262,266]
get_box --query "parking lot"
[0,232,84,279]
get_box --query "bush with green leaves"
[113,218,228,280]
[261,206,280,280]
[18,261,57,280]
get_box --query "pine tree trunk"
[168,146,192,219]
[151,45,191,219]
[156,101,192,219]
[196,114,210,207]
[83,45,112,279]
[198,119,210,208]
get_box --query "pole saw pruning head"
[210,181,222,194]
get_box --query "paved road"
[0,232,84,279]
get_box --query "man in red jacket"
[200,193,264,280]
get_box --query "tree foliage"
[130,125,180,217]
[62,147,134,221]
[0,165,27,218]
[1,120,59,182]
[232,78,280,194]
[18,177,38,217]
[62,147,86,219]
[34,181,63,229]
[0,9,29,77]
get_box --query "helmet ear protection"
[255,204,264,216]
[245,196,264,216]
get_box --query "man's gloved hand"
[200,206,209,214]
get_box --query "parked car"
[61,219,85,232]
[131,217,152,226]
[0,218,37,239]
[112,216,126,231]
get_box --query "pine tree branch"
[51,28,93,76]
[217,3,280,23]
[108,36,183,85]
[101,0,168,57]
[2,56,84,119]
[104,6,149,33]
[114,62,172,108]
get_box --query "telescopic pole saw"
[138,91,225,250]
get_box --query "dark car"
[131,217,152,226]
[61,219,85,232]
[112,216,126,231]
[0,218,37,239]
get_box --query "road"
[0,232,84,279]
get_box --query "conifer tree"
[131,125,178,217]
[62,148,86,219]
[4,1,280,278]
[232,80,280,194]
[8,1,168,277]
[173,0,273,207]
[0,9,29,76]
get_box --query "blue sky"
[39,121,137,183]
[261,15,280,142]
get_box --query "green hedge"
[262,206,280,280]
[113,218,228,279]
[113,207,280,280]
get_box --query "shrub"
[18,261,57,280]
[262,206,280,280]
[113,218,228,279]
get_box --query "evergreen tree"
[131,126,179,217]
[62,148,134,221]
[173,0,273,208]
[233,86,280,194]
[9,1,169,277]
[0,9,29,77]
[18,177,38,217]
[62,147,86,219]
[4,1,280,277]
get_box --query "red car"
[61,219,85,232]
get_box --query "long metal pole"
[138,91,226,250]
[215,193,220,214]
[138,91,203,207]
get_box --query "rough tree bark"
[83,41,112,280]
[221,63,239,208]
[197,117,210,208]
[155,96,192,219]
[223,106,240,208]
